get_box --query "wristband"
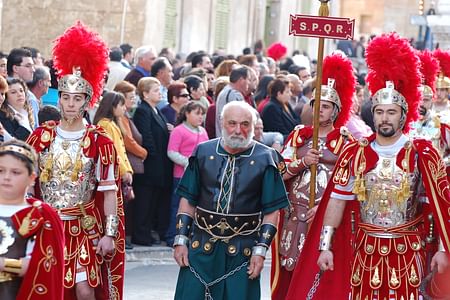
[105,215,119,237]
[3,258,22,275]
[256,223,277,248]
[173,235,190,247]
[319,225,335,251]
[176,213,193,237]
[251,245,268,258]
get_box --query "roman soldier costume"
[26,23,125,300]
[286,33,450,300]
[0,197,64,300]
[173,138,289,300]
[271,52,356,300]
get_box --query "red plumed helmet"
[267,42,287,61]
[53,21,109,107]
[417,50,439,97]
[365,32,421,132]
[320,51,356,128]
[433,49,450,89]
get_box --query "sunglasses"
[179,94,190,98]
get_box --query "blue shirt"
[135,65,150,77]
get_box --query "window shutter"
[163,0,177,48]
[215,0,230,50]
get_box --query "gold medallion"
[81,215,96,231]
[227,245,237,254]
[204,242,212,251]
[41,131,51,143]
[191,241,200,249]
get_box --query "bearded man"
[287,33,450,300]
[172,101,289,300]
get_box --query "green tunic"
[175,141,288,300]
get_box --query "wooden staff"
[309,0,330,209]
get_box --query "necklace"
[56,127,85,150]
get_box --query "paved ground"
[124,246,272,300]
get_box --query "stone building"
[0,0,428,60]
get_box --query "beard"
[376,123,396,137]
[222,129,254,149]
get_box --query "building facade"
[0,0,438,60]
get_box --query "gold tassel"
[40,153,53,183]
[397,175,410,204]
[318,1,329,17]
[402,175,410,199]
[18,210,33,236]
[71,156,83,181]
[353,174,366,202]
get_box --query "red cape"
[11,198,65,300]
[27,122,126,300]
[286,136,450,299]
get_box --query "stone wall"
[0,0,146,58]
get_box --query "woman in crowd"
[133,77,173,246]
[93,91,133,186]
[184,75,209,110]
[0,78,34,141]
[166,101,208,246]
[161,81,190,125]
[214,59,239,78]
[255,74,275,112]
[114,80,148,249]
[261,77,300,138]
[0,139,64,300]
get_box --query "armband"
[256,223,277,248]
[173,213,193,247]
[105,215,119,237]
[251,245,268,258]
[319,225,335,251]
[3,258,22,275]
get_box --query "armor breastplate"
[289,138,337,205]
[39,135,97,209]
[360,155,421,227]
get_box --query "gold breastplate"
[360,155,421,227]
[39,136,97,209]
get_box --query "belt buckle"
[81,215,96,230]
[78,202,96,230]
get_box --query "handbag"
[128,153,144,174]
[127,117,145,174]
[121,182,135,202]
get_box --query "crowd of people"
[0,21,449,300]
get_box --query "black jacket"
[261,98,300,138]
[133,100,172,188]
[0,110,31,141]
